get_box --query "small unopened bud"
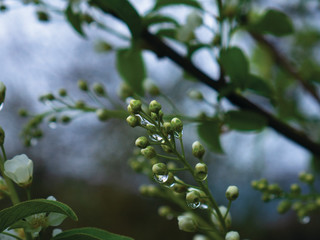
[0,127,5,145]
[299,172,315,184]
[58,88,67,97]
[226,185,239,201]
[61,115,71,124]
[145,81,160,96]
[162,122,172,134]
[172,183,187,193]
[188,90,203,100]
[0,81,6,105]
[149,100,162,113]
[171,118,183,132]
[126,115,140,127]
[92,83,105,96]
[96,109,109,121]
[158,206,172,219]
[192,141,205,159]
[161,144,173,153]
[146,124,157,133]
[37,10,50,22]
[165,172,175,186]
[290,184,301,195]
[78,79,88,91]
[186,191,201,205]
[152,163,168,176]
[129,99,142,113]
[118,83,134,100]
[292,202,303,211]
[141,146,157,159]
[267,184,282,195]
[277,200,291,214]
[177,213,197,232]
[194,163,208,181]
[18,109,28,117]
[75,100,86,109]
[135,136,149,148]
[225,231,240,240]
[257,178,268,190]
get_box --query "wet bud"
[192,141,205,159]
[290,184,301,195]
[162,122,172,134]
[149,100,162,113]
[126,115,140,127]
[171,118,183,132]
[58,88,67,97]
[60,116,71,124]
[96,109,109,121]
[188,90,203,100]
[18,109,28,117]
[186,191,201,206]
[277,200,291,214]
[118,83,134,100]
[164,172,175,186]
[78,79,88,91]
[141,146,157,159]
[172,183,188,193]
[129,99,142,114]
[135,136,149,148]
[226,185,239,201]
[0,81,6,105]
[152,163,168,176]
[0,127,5,145]
[177,213,197,232]
[161,144,173,153]
[75,100,86,109]
[194,163,208,181]
[92,83,105,96]
[268,184,282,195]
[225,231,240,240]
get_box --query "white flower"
[4,154,33,187]
[225,231,240,240]
[177,213,197,232]
[211,206,232,230]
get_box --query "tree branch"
[142,30,320,157]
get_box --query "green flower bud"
[152,163,168,176]
[158,206,172,219]
[225,185,239,201]
[257,178,268,191]
[18,109,28,117]
[167,162,177,170]
[78,79,88,91]
[129,99,142,114]
[186,191,201,206]
[135,136,149,148]
[33,129,43,138]
[292,201,303,211]
[261,193,271,202]
[39,93,55,102]
[36,10,50,22]
[145,81,160,96]
[192,141,205,159]
[139,185,159,197]
[172,183,187,193]
[75,100,86,109]
[0,81,6,105]
[60,115,71,124]
[146,124,157,133]
[161,144,173,153]
[118,83,134,100]
[177,213,197,232]
[225,231,240,240]
[188,90,203,100]
[164,172,175,186]
[0,127,5,145]
[171,117,183,132]
[126,115,140,127]
[92,83,105,96]
[58,88,67,97]
[290,184,301,195]
[251,180,259,189]
[162,122,172,134]
[96,109,109,121]
[268,184,282,195]
[129,158,144,172]
[149,100,162,113]
[298,171,307,182]
[305,173,315,185]
[150,112,158,121]
[194,163,208,181]
[277,200,292,214]
[141,146,157,159]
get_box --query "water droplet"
[199,203,208,209]
[30,138,38,146]
[154,174,169,183]
[174,130,183,139]
[0,103,3,111]
[187,201,201,209]
[300,216,310,224]
[49,122,57,129]
[135,114,152,126]
[149,134,164,143]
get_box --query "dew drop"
[149,134,164,143]
[154,174,169,183]
[49,122,57,129]
[174,130,183,139]
[300,216,310,224]
[0,103,3,111]
[187,201,201,209]
[199,203,208,209]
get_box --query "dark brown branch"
[142,30,320,156]
[250,33,320,106]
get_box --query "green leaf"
[220,47,249,88]
[116,47,146,96]
[153,0,202,10]
[142,14,179,27]
[89,0,141,38]
[197,121,224,154]
[247,74,274,99]
[53,227,134,240]
[225,110,267,131]
[0,199,78,232]
[65,4,85,36]
[250,9,294,37]
[155,28,177,39]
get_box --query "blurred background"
[0,0,320,239]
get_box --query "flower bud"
[96,109,109,121]
[135,136,149,148]
[75,100,86,109]
[37,10,50,22]
[58,88,67,97]
[194,163,208,181]
[193,234,209,240]
[188,90,203,100]
[162,122,172,134]
[177,213,197,232]
[212,206,231,229]
[60,116,71,124]
[164,172,175,186]
[172,183,187,193]
[141,146,157,159]
[152,163,168,176]
[126,115,140,127]
[277,200,291,214]
[292,201,303,211]
[192,141,205,159]
[78,79,88,91]
[158,206,173,219]
[257,178,268,190]
[161,144,173,153]
[118,83,134,100]
[0,81,6,105]
[145,81,160,96]
[92,83,105,96]
[226,185,239,201]
[146,124,157,133]
[186,191,201,206]
[290,183,301,195]
[129,99,142,114]
[305,173,315,185]
[149,100,162,113]
[225,231,240,240]
[0,127,5,145]
[4,154,33,187]
[18,109,28,117]
[267,184,282,195]
[171,118,183,132]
